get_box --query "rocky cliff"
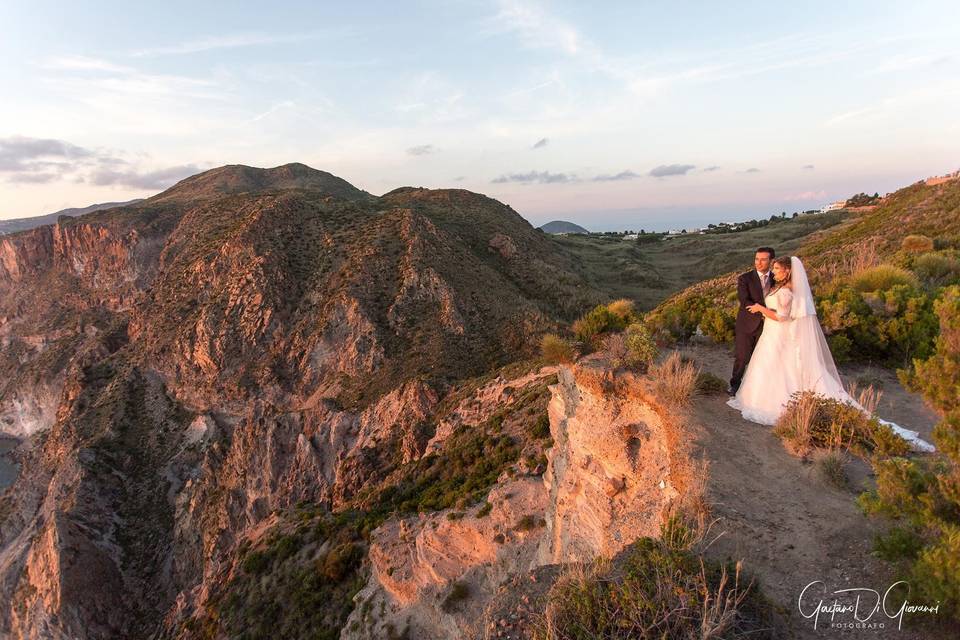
[340,354,692,639]
[0,163,614,639]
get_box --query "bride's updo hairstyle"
[772,256,792,287]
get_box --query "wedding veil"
[788,256,844,389]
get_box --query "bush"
[773,391,909,459]
[913,252,960,288]
[902,234,935,253]
[600,332,628,368]
[541,333,577,364]
[572,304,629,350]
[623,322,658,371]
[850,264,920,293]
[818,281,938,366]
[861,286,960,622]
[531,413,551,439]
[535,526,778,639]
[605,298,637,323]
[699,305,736,343]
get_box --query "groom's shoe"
[726,385,737,396]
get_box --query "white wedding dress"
[726,257,935,453]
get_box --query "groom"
[728,246,775,395]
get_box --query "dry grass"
[772,391,819,458]
[847,381,882,416]
[650,351,700,406]
[814,237,881,283]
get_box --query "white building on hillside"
[819,200,846,213]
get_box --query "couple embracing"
[725,247,934,452]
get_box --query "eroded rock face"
[537,357,681,565]
[342,355,688,640]
[0,166,606,639]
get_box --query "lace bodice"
[764,287,794,321]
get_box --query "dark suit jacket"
[735,270,769,335]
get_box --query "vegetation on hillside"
[858,285,960,621]
[646,179,960,368]
[534,513,781,639]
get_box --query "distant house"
[622,233,639,240]
[819,200,846,213]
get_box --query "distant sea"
[539,203,828,234]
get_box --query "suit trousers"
[730,325,762,390]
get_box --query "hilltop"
[0,198,144,235]
[538,220,589,234]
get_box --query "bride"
[726,255,935,452]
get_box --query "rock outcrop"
[342,354,691,639]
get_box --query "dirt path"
[679,342,953,639]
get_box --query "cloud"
[90,164,201,189]
[453,175,466,181]
[481,0,582,55]
[129,32,328,57]
[491,170,578,184]
[0,136,94,172]
[783,190,827,201]
[649,164,695,177]
[6,172,60,184]
[803,164,815,170]
[407,144,436,156]
[702,165,721,172]
[0,135,199,190]
[592,170,640,182]
[744,167,761,173]
[870,53,952,74]
[532,137,549,149]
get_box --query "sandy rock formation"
[342,354,689,639]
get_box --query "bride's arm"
[747,304,783,321]
[747,289,793,321]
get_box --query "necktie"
[762,272,769,295]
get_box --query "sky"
[1,0,958,231]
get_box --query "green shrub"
[699,305,736,343]
[818,281,938,366]
[513,514,546,531]
[535,530,778,639]
[531,413,551,439]
[861,285,960,622]
[850,264,920,292]
[540,333,577,364]
[774,391,909,459]
[913,252,960,288]
[572,304,629,349]
[872,526,924,561]
[623,322,658,371]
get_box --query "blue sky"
[1,0,958,230]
